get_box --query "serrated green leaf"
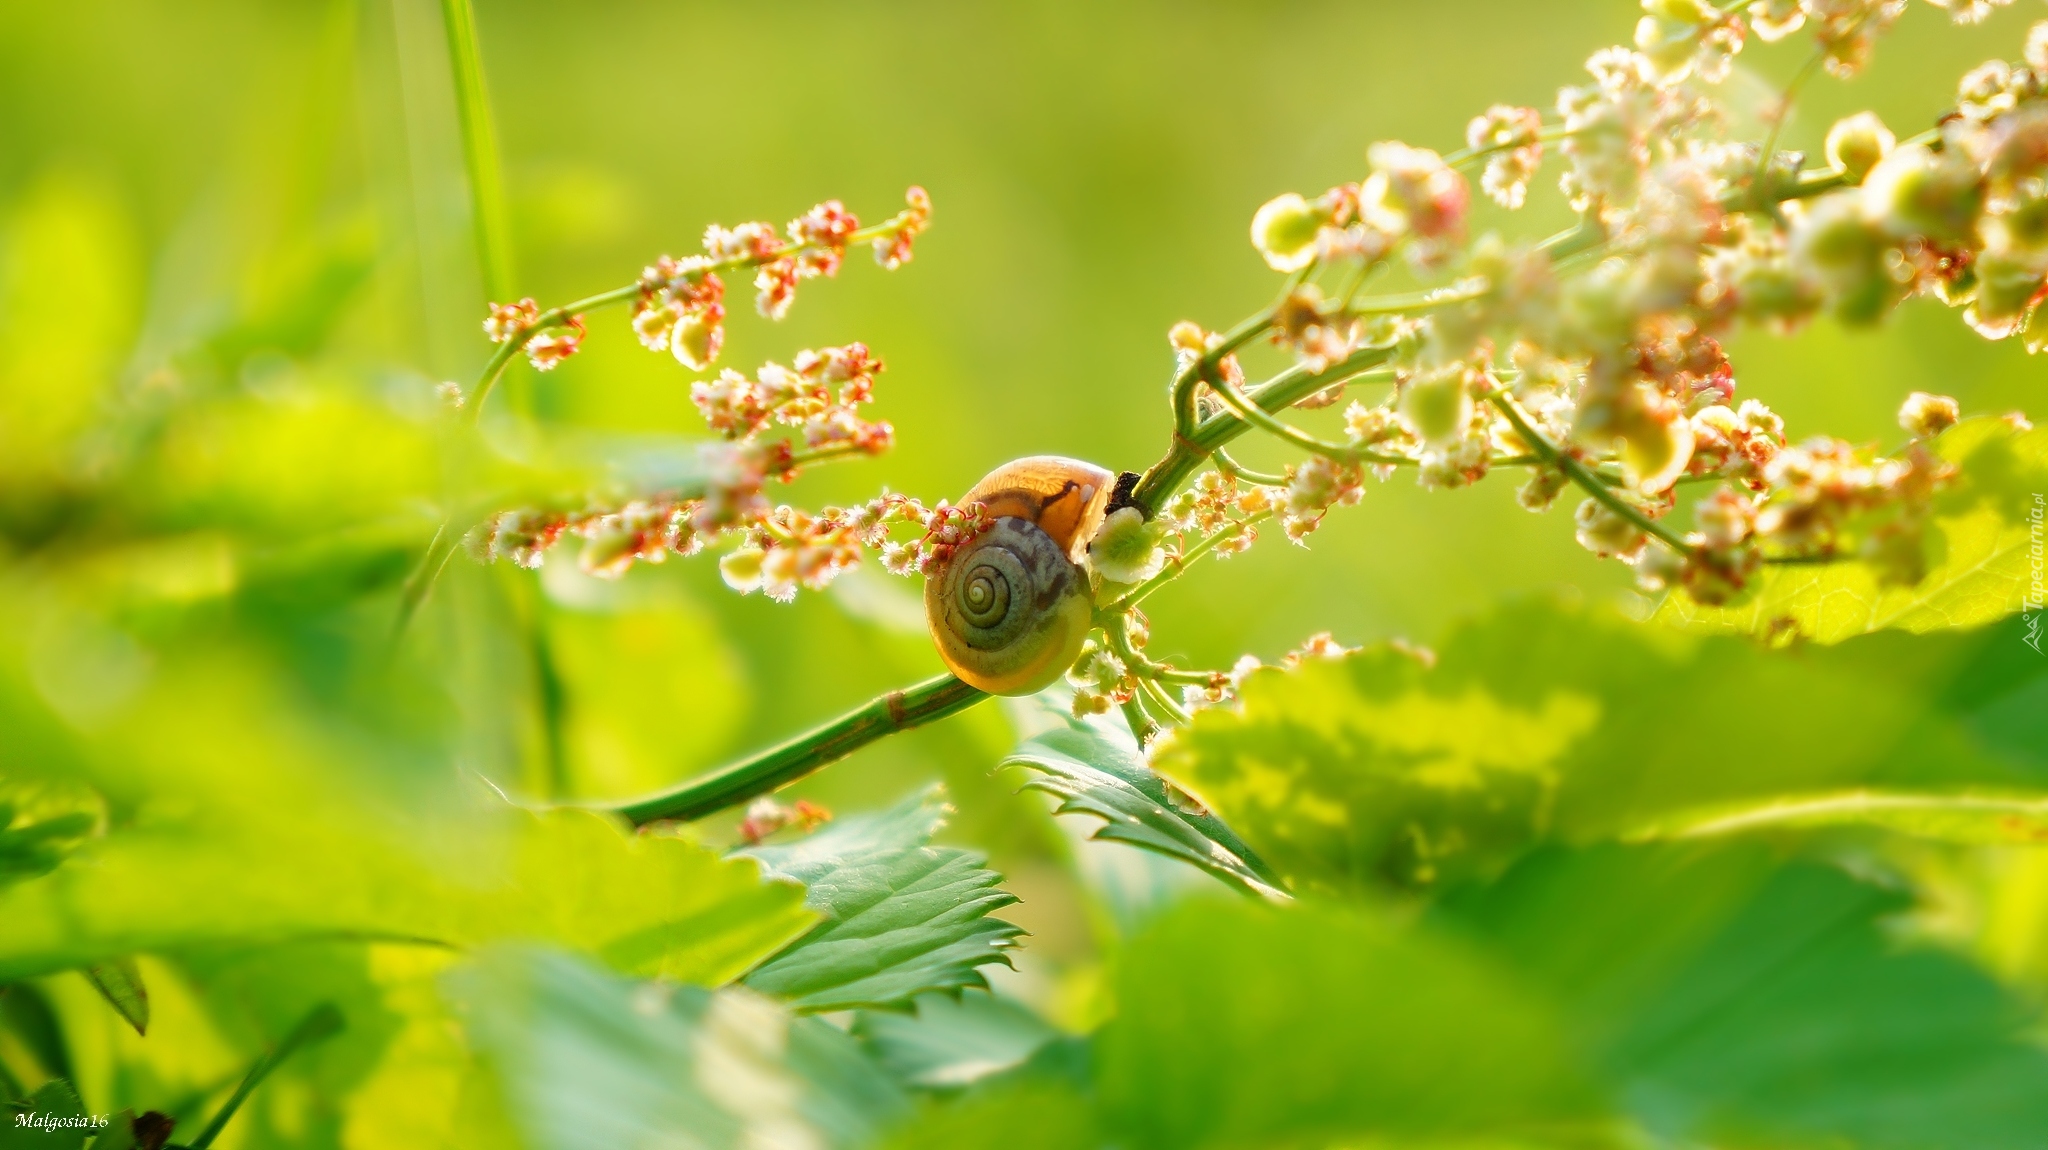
[1003,720,1287,899]
[1657,417,2048,642]
[0,1079,90,1150]
[853,991,1057,1090]
[1152,598,2047,893]
[451,946,907,1150]
[1098,898,1605,1150]
[739,788,1024,1012]
[83,957,148,1035]
[1441,845,2048,1149]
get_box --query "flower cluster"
[471,343,906,592]
[1467,104,1546,209]
[484,298,587,372]
[719,505,869,603]
[1198,7,2044,610]
[473,188,931,397]
[870,499,997,579]
[1157,470,1276,555]
[691,342,893,455]
[633,256,727,370]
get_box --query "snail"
[925,456,1114,696]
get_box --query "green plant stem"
[1487,392,1691,552]
[604,673,987,826]
[1118,697,1160,747]
[188,1004,343,1150]
[1132,345,1396,512]
[465,284,639,423]
[441,0,514,302]
[1204,369,1413,466]
[1212,446,1289,486]
[1442,124,1581,170]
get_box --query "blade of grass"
[186,1003,344,1150]
[439,0,513,302]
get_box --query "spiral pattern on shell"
[923,455,1113,696]
[926,517,1093,696]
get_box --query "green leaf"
[1657,417,2048,642]
[739,788,1024,1013]
[451,945,908,1150]
[1628,789,2048,844]
[1440,845,2048,1149]
[0,803,814,986]
[0,807,93,888]
[853,991,1058,1090]
[1002,719,1287,899]
[0,1079,90,1150]
[1097,898,1604,1150]
[83,957,148,1035]
[1152,597,2047,893]
[0,982,70,1083]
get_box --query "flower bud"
[719,546,766,593]
[1824,112,1895,183]
[1087,507,1167,584]
[1635,15,1699,81]
[1861,144,1984,245]
[579,527,639,579]
[1574,498,1648,559]
[1517,467,1569,512]
[672,312,723,371]
[1250,192,1324,272]
[1617,386,1695,494]
[1963,250,2044,337]
[1790,196,1901,325]
[2029,21,2048,73]
[1694,486,1756,549]
[1898,391,1960,438]
[1398,366,1472,446]
[1983,190,2048,259]
[1632,541,1685,593]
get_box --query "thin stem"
[1762,551,1842,566]
[1487,392,1691,552]
[189,1004,343,1150]
[1136,672,1194,727]
[440,0,513,302]
[1343,278,1492,318]
[1212,446,1289,486]
[1442,124,1580,170]
[1132,345,1397,512]
[465,284,640,424]
[603,673,987,826]
[1119,697,1160,748]
[1750,45,1830,210]
[1204,368,1411,466]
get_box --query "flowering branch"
[463,190,932,422]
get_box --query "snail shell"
[925,456,1113,696]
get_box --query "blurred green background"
[1,0,2041,1031]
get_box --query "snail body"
[925,456,1113,696]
